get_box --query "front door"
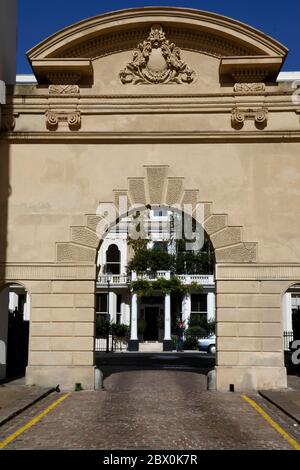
[144,307,159,341]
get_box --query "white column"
[130,292,138,341]
[24,292,30,321]
[8,292,18,311]
[164,292,171,341]
[182,293,191,326]
[207,292,216,322]
[108,291,117,323]
[282,292,293,332]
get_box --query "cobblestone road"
[1,370,299,450]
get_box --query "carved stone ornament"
[119,24,196,85]
[234,83,266,93]
[45,110,81,131]
[49,84,80,94]
[231,107,268,129]
[46,72,81,85]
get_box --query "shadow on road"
[96,352,215,381]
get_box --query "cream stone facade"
[1,7,300,390]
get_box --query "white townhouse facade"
[95,208,215,351]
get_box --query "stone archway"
[17,6,297,392]
[42,164,277,392]
[55,165,257,265]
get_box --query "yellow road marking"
[0,392,71,450]
[241,393,300,450]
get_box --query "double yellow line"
[241,394,300,450]
[0,391,299,450]
[0,392,70,450]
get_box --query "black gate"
[6,310,29,378]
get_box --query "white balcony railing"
[97,272,214,286]
[98,274,129,285]
[177,274,214,286]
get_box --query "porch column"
[282,292,293,332]
[108,291,117,323]
[128,272,139,351]
[163,272,172,351]
[207,292,216,323]
[182,293,191,326]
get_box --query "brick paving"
[1,370,298,450]
[0,378,53,425]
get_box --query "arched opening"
[0,283,30,382]
[95,204,216,362]
[282,283,300,374]
[106,244,121,274]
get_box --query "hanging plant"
[131,275,203,297]
[131,279,152,296]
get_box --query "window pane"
[191,294,207,313]
[106,263,120,274]
[96,293,107,312]
[117,294,122,313]
[106,244,120,262]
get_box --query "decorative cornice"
[216,264,300,281]
[45,110,81,131]
[220,57,284,84]
[119,24,196,85]
[49,84,80,94]
[30,59,93,85]
[232,69,268,83]
[231,107,268,129]
[28,8,287,63]
[0,263,96,281]
[234,83,266,93]
[59,25,253,61]
[4,130,300,143]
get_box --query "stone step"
[139,342,163,352]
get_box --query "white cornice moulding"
[16,74,37,83]
[277,71,300,82]
[15,71,300,85]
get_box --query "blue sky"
[17,0,300,74]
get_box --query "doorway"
[144,306,159,341]
[0,284,30,381]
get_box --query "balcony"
[97,271,214,287]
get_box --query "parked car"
[198,335,216,354]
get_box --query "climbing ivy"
[131,276,203,297]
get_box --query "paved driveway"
[1,369,298,450]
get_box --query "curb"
[0,387,56,427]
[259,391,300,425]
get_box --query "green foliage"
[131,279,152,296]
[111,323,129,338]
[127,247,174,274]
[183,336,198,350]
[131,276,198,297]
[185,314,216,338]
[96,317,110,336]
[175,250,214,275]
